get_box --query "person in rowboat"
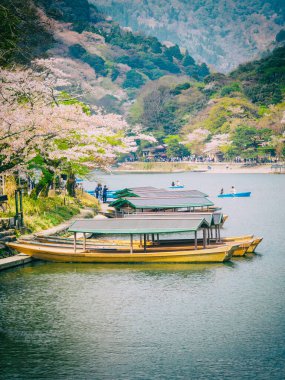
[231,186,236,194]
[220,188,224,195]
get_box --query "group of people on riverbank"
[95,183,108,203]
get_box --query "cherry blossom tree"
[0,67,155,197]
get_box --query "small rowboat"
[169,185,185,189]
[218,192,251,198]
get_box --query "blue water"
[1,173,285,379]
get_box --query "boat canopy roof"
[110,196,214,210]
[114,187,208,198]
[69,218,207,234]
[124,212,223,226]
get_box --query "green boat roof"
[110,197,214,210]
[115,187,209,198]
[69,218,207,234]
[124,212,223,226]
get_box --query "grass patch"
[0,191,99,233]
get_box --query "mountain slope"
[130,45,285,141]
[92,0,285,72]
[0,0,209,113]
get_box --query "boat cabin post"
[203,228,206,248]
[130,234,133,254]
[83,233,86,251]
[194,231,198,250]
[143,234,147,253]
[218,225,221,243]
[73,232,77,252]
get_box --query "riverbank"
[0,191,100,265]
[114,162,195,173]
[0,253,33,271]
[114,162,283,174]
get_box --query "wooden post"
[203,228,206,248]
[19,190,23,227]
[157,234,159,244]
[218,225,221,243]
[143,234,146,253]
[151,234,154,244]
[130,234,133,254]
[215,226,218,243]
[207,228,210,244]
[83,232,86,251]
[15,190,19,227]
[194,230,197,250]
[74,232,77,253]
[139,234,142,247]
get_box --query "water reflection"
[1,173,284,379]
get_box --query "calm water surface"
[1,173,285,379]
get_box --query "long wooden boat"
[6,242,236,263]
[222,235,262,253]
[28,233,260,256]
[8,217,261,262]
[15,235,252,258]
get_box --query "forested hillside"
[0,0,208,114]
[93,0,285,72]
[1,0,284,161]
[130,45,285,159]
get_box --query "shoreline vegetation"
[113,161,284,174]
[0,191,99,234]
[0,191,99,259]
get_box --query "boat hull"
[28,235,260,257]
[218,192,251,198]
[7,242,235,263]
[246,237,263,253]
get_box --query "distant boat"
[218,192,251,198]
[169,185,185,189]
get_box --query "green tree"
[229,126,272,158]
[182,50,195,67]
[164,135,190,158]
[123,70,146,89]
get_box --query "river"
[1,173,285,379]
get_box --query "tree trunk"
[66,172,76,197]
[30,169,54,200]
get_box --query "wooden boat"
[6,242,236,263]
[218,192,251,198]
[7,216,261,263]
[222,235,262,253]
[14,234,253,259]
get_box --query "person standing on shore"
[95,184,100,199]
[102,185,108,203]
